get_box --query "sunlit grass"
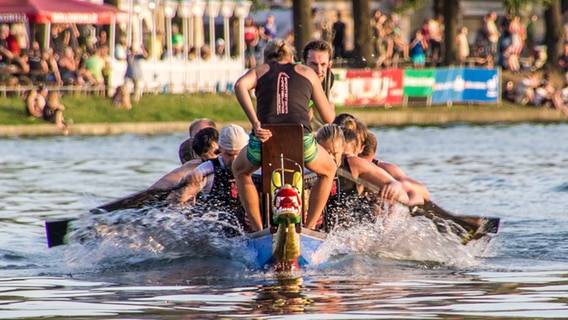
[0,91,533,126]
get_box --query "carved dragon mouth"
[273,186,302,224]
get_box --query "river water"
[1,122,567,319]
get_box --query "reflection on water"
[1,124,568,318]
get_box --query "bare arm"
[150,160,201,191]
[350,156,409,203]
[234,64,272,141]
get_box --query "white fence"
[108,56,244,95]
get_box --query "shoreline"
[1,108,565,137]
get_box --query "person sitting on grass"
[24,85,46,118]
[43,90,68,135]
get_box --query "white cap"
[219,124,249,151]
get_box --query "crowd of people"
[0,23,114,90]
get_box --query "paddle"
[45,169,218,247]
[335,168,500,240]
[45,188,173,247]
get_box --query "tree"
[542,0,563,70]
[292,0,313,60]
[351,0,374,67]
[442,0,459,65]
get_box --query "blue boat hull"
[247,227,327,269]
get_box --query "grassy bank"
[0,91,555,127]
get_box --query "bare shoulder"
[294,64,318,82]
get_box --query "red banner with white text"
[343,69,403,106]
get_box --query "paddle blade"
[45,220,71,248]
[415,201,500,241]
[460,215,500,234]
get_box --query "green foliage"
[503,0,552,15]
[389,0,426,13]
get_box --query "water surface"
[1,123,568,318]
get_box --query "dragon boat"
[44,124,500,271]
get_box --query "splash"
[64,204,256,271]
[312,203,492,270]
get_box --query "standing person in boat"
[303,39,334,96]
[178,118,217,164]
[303,39,335,127]
[232,38,337,231]
[315,124,408,230]
[359,132,430,206]
[149,127,220,191]
[168,124,251,230]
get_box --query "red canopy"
[0,0,128,24]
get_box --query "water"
[1,123,568,319]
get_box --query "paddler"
[167,124,251,232]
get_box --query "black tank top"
[194,158,247,231]
[256,62,313,132]
[337,156,359,198]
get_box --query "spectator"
[200,45,211,61]
[215,38,225,58]
[516,72,539,105]
[43,90,68,135]
[11,23,28,52]
[410,29,428,69]
[115,37,128,61]
[504,15,524,73]
[0,24,14,66]
[502,80,516,103]
[486,12,500,64]
[49,24,67,55]
[390,28,409,67]
[332,11,347,60]
[85,47,107,85]
[111,85,131,109]
[243,16,259,68]
[172,24,184,57]
[42,48,63,85]
[24,85,45,118]
[58,47,84,85]
[27,42,47,83]
[260,13,277,44]
[96,30,108,49]
[534,75,556,108]
[124,45,148,103]
[456,26,470,66]
[427,14,444,66]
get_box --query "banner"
[431,68,465,104]
[343,69,403,106]
[403,69,436,97]
[432,68,499,104]
[462,68,499,102]
[330,67,499,107]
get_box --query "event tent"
[0,0,127,24]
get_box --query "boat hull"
[247,227,326,269]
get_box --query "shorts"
[412,53,426,65]
[247,133,318,166]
